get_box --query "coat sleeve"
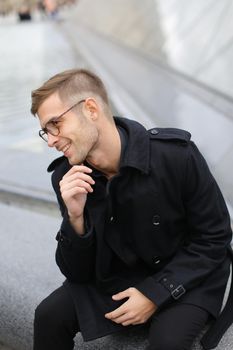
[51,163,96,283]
[136,141,232,307]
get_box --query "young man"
[31,69,233,350]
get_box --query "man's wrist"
[69,214,85,236]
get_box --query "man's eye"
[52,120,60,125]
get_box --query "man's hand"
[105,287,157,326]
[59,165,95,234]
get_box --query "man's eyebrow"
[47,116,60,122]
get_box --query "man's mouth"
[58,143,71,154]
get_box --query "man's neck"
[86,124,121,178]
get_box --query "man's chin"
[67,156,85,166]
[67,157,76,165]
[64,154,74,165]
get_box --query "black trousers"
[33,285,209,350]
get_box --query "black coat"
[48,117,232,342]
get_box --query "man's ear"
[84,98,99,120]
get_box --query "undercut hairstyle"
[31,68,111,116]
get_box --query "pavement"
[0,345,12,350]
[0,5,233,350]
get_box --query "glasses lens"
[46,121,60,135]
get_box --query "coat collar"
[114,117,150,174]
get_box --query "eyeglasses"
[39,99,85,142]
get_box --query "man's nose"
[47,133,59,147]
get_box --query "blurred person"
[0,2,11,16]
[43,0,58,19]
[31,68,233,350]
[37,0,46,18]
[17,2,32,21]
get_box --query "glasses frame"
[39,99,85,142]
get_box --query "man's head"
[31,69,114,165]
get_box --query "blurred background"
[0,1,233,349]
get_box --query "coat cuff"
[57,211,94,249]
[136,275,186,308]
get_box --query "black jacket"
[49,117,232,345]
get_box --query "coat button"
[153,215,160,225]
[150,129,159,135]
[153,256,161,265]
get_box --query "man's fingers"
[60,179,94,193]
[105,309,138,326]
[112,288,131,301]
[60,172,95,186]
[60,167,95,196]
[111,313,136,325]
[105,304,126,320]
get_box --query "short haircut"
[31,68,110,115]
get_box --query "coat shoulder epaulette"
[47,156,67,172]
[148,127,191,143]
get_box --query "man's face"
[37,93,99,165]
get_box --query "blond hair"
[31,68,111,116]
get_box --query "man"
[31,68,233,350]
